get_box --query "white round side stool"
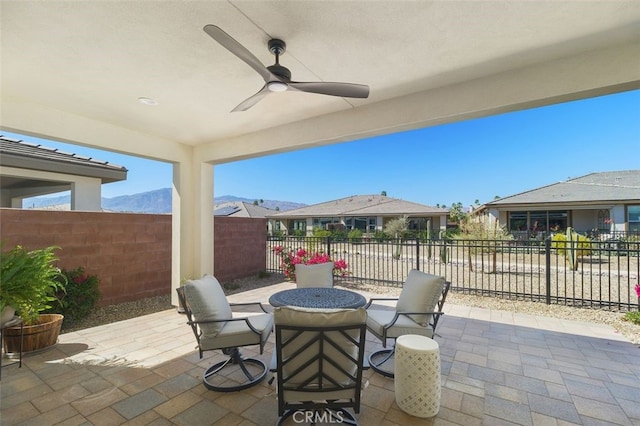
[394,334,441,418]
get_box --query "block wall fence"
[0,209,267,306]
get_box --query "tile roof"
[214,201,273,218]
[487,170,640,205]
[0,135,127,172]
[268,194,447,217]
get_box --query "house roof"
[486,170,640,206]
[268,195,448,218]
[0,135,128,183]
[214,201,273,218]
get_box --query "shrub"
[348,229,363,242]
[312,228,331,238]
[46,267,100,322]
[331,229,348,242]
[624,311,640,326]
[372,230,390,242]
[551,233,593,257]
[272,246,348,281]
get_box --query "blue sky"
[4,89,639,208]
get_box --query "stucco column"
[70,178,101,211]
[171,159,214,306]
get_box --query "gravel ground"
[61,273,640,344]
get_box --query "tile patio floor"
[1,282,639,425]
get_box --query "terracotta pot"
[3,314,63,357]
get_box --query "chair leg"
[202,348,268,392]
[368,346,395,378]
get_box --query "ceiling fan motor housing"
[267,64,291,81]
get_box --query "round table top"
[269,287,367,309]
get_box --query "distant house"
[214,201,274,218]
[0,135,127,211]
[267,194,448,236]
[478,170,640,235]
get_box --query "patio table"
[269,287,366,309]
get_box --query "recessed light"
[138,97,158,106]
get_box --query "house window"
[509,212,528,231]
[508,211,568,233]
[346,217,376,231]
[312,217,340,230]
[597,209,610,231]
[629,206,640,233]
[293,220,306,231]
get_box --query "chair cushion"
[294,262,334,288]
[183,274,232,339]
[274,306,366,394]
[366,309,435,339]
[396,270,445,326]
[201,312,274,351]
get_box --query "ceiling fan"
[203,25,370,112]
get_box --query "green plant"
[454,216,513,273]
[45,267,100,322]
[627,283,640,325]
[0,244,66,325]
[384,216,408,238]
[312,228,331,238]
[551,228,592,270]
[348,229,363,242]
[372,230,390,242]
[623,311,640,326]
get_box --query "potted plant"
[0,244,66,355]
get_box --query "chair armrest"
[382,311,445,329]
[364,297,399,309]
[187,317,264,335]
[230,302,269,313]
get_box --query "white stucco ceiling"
[1,1,639,164]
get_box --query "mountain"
[103,188,172,213]
[24,189,306,213]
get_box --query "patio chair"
[294,262,334,288]
[365,269,449,378]
[273,306,367,425]
[176,274,273,392]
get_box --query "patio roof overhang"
[1,1,639,305]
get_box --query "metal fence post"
[416,237,420,270]
[545,237,551,305]
[326,236,331,258]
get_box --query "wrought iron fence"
[267,236,640,312]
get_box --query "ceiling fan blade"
[288,81,369,99]
[203,25,272,82]
[231,84,271,112]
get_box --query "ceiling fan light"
[268,81,288,92]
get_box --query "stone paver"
[1,281,638,425]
